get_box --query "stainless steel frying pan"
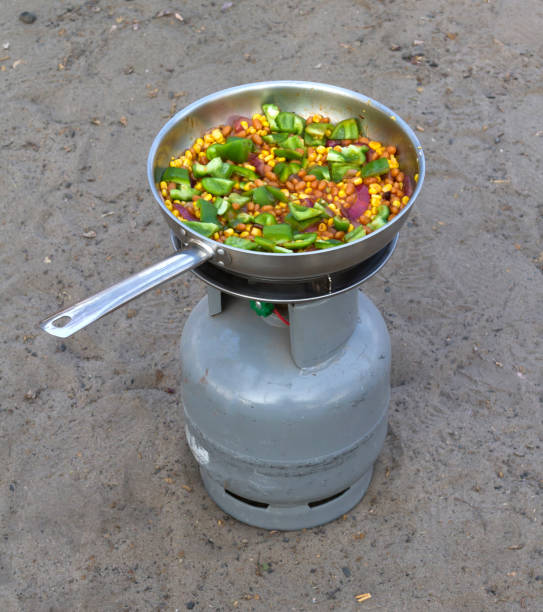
[40,81,425,337]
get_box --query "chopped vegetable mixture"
[160,105,418,252]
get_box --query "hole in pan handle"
[39,245,213,338]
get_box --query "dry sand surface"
[1,0,542,610]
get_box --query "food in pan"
[159,105,417,252]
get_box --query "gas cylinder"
[180,284,390,530]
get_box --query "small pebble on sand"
[19,12,37,24]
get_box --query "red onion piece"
[173,203,196,221]
[326,139,341,147]
[343,184,370,221]
[228,115,250,131]
[248,153,267,176]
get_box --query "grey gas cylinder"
[180,287,390,530]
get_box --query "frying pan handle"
[40,244,213,338]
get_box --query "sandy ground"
[1,0,542,610]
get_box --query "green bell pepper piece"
[272,245,293,253]
[228,192,251,206]
[329,163,358,183]
[313,200,332,217]
[281,233,317,250]
[305,123,333,137]
[252,186,276,206]
[224,236,259,250]
[183,221,221,237]
[273,162,291,183]
[262,223,293,244]
[304,122,333,146]
[361,158,390,177]
[284,213,319,231]
[330,118,363,140]
[266,185,288,202]
[252,185,287,206]
[288,201,322,222]
[161,167,190,185]
[274,148,304,161]
[192,157,228,178]
[262,103,280,131]
[315,239,343,249]
[263,132,288,144]
[214,197,230,216]
[367,216,387,231]
[333,216,350,232]
[196,198,219,223]
[201,177,235,196]
[345,225,366,242]
[377,204,390,220]
[327,145,368,165]
[253,236,276,251]
[342,144,368,164]
[206,138,254,163]
[254,212,276,226]
[307,165,331,181]
[228,212,255,228]
[282,135,305,151]
[275,111,305,134]
[169,185,201,201]
[230,165,258,181]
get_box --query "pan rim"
[147,80,425,257]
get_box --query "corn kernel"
[213,232,220,240]
[160,181,167,189]
[318,223,327,232]
[268,160,276,167]
[173,209,180,218]
[195,182,202,190]
[251,227,262,237]
[196,138,204,147]
[382,184,392,192]
[327,218,334,226]
[276,157,286,162]
[247,126,256,134]
[415,173,419,182]
[316,145,327,154]
[338,189,346,198]
[240,231,249,238]
[161,188,168,197]
[240,121,249,129]
[165,200,173,211]
[402,196,409,204]
[211,129,222,141]
[224,228,234,236]
[203,194,213,201]
[388,155,399,169]
[348,224,354,232]
[305,187,312,194]
[261,119,269,127]
[185,150,192,160]
[353,177,363,185]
